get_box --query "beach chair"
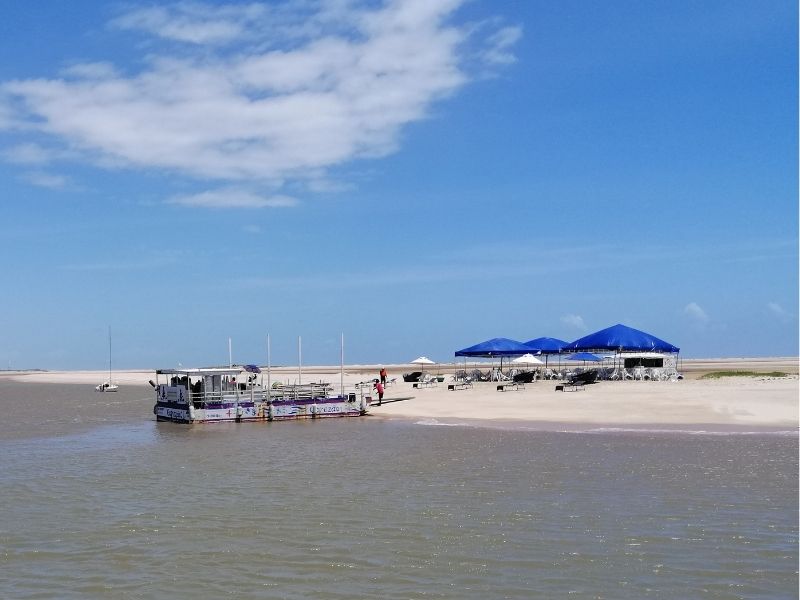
[568,370,598,386]
[413,374,437,388]
[513,371,535,384]
[470,369,488,382]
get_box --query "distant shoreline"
[1,356,797,380]
[1,357,797,431]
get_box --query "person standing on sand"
[379,367,387,385]
[373,379,384,406]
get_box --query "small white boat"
[95,327,118,392]
[152,365,370,423]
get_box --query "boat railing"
[266,383,335,402]
[184,382,340,407]
[187,387,261,407]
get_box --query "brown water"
[0,382,797,599]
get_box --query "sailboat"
[95,327,119,392]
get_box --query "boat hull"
[154,396,366,424]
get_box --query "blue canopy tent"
[564,324,679,354]
[523,337,567,353]
[566,351,603,368]
[523,337,568,369]
[567,352,603,362]
[455,337,533,374]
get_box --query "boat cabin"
[155,367,261,407]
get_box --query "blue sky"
[0,0,797,370]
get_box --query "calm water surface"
[0,382,797,599]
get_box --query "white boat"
[95,327,119,392]
[152,365,370,423]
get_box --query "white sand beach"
[3,358,797,430]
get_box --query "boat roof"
[156,367,243,376]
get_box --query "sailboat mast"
[340,333,344,398]
[108,326,113,384]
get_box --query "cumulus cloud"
[0,0,520,207]
[560,314,586,331]
[684,302,709,323]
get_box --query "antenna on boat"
[228,337,232,368]
[298,335,302,384]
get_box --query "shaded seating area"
[455,337,535,384]
[453,324,681,386]
[561,324,681,381]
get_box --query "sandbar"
[2,358,797,431]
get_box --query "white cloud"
[168,188,298,208]
[560,314,586,331]
[0,0,520,200]
[683,302,709,323]
[109,3,268,45]
[62,256,180,271]
[21,171,70,189]
[60,62,120,80]
[482,25,523,65]
[0,96,14,128]
[3,143,58,165]
[766,301,793,321]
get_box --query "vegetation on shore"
[700,370,788,380]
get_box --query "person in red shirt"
[379,367,387,385]
[373,379,384,406]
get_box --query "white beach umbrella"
[512,353,544,366]
[411,356,435,373]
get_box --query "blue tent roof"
[523,337,568,354]
[566,352,603,362]
[565,324,679,353]
[455,337,533,357]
